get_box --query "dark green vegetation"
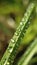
[0,0,37,65]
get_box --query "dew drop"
[15,32,18,36]
[11,39,14,43]
[26,25,28,28]
[7,62,10,65]
[25,13,27,17]
[19,29,21,32]
[8,46,13,53]
[20,22,23,25]
[28,21,30,24]
[11,60,14,64]
[22,18,24,21]
[9,48,12,53]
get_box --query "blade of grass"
[0,2,35,65]
[29,57,37,65]
[17,39,37,65]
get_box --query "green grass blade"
[17,39,37,65]
[29,57,37,65]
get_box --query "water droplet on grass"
[22,18,24,21]
[20,22,23,25]
[11,39,15,43]
[7,62,10,65]
[15,32,18,36]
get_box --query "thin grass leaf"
[17,39,37,65]
[0,2,35,65]
[29,57,37,65]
